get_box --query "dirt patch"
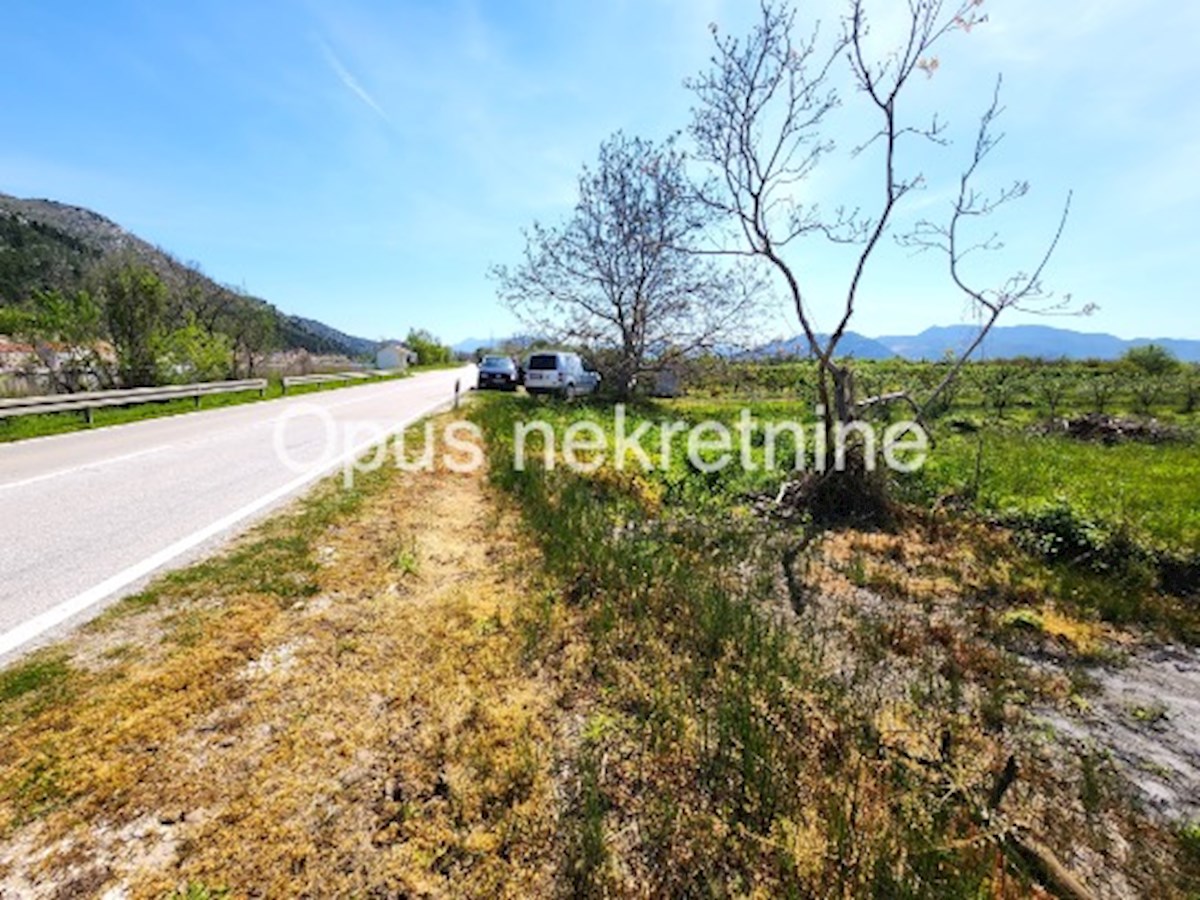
[0,419,571,898]
[1039,645,1200,821]
[797,522,1195,896]
[1033,413,1187,444]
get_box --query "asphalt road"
[0,366,474,663]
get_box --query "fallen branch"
[1006,829,1097,900]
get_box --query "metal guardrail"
[280,370,400,392]
[0,379,268,424]
[281,373,348,392]
[0,369,407,422]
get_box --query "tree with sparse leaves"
[492,131,760,397]
[688,0,1086,440]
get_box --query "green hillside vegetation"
[1,256,276,389]
[0,194,379,386]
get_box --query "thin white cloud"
[318,38,390,124]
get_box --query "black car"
[476,355,519,391]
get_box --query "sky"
[1,0,1196,346]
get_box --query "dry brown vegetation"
[467,396,1200,897]
[2,399,1198,898]
[0,415,579,897]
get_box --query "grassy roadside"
[0,411,570,897]
[0,367,452,444]
[4,389,1198,896]
[470,393,1200,896]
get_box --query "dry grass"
[461,395,1200,897]
[0,415,573,898]
[4,397,1194,897]
[799,519,1191,896]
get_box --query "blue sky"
[1,0,1196,345]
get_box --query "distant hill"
[0,193,377,358]
[752,332,896,360]
[452,335,541,355]
[453,336,499,355]
[745,324,1199,363]
[873,324,1200,362]
[281,315,378,358]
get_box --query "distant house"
[375,343,416,371]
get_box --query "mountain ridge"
[459,325,1200,363]
[872,324,1200,362]
[0,192,378,358]
[715,324,1199,363]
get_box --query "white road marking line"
[0,394,455,660]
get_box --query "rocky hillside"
[0,193,376,358]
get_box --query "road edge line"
[0,393,458,661]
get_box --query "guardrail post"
[85,407,93,425]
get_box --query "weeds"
[472,395,1031,895]
[393,539,420,576]
[563,747,609,897]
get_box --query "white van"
[522,351,601,399]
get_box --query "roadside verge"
[0,411,571,897]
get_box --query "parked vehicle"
[522,351,601,399]
[476,355,520,391]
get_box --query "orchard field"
[681,354,1200,593]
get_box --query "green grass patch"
[0,653,72,707]
[901,426,1200,618]
[908,428,1200,554]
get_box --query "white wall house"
[375,343,416,371]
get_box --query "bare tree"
[688,0,1083,434]
[492,131,760,397]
